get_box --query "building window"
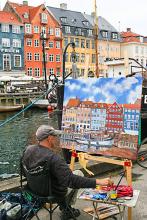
[49,54,54,62]
[27,68,33,76]
[49,28,54,35]
[14,55,21,67]
[56,55,60,62]
[49,41,54,48]
[65,52,69,62]
[34,68,40,77]
[26,38,32,46]
[34,39,39,47]
[92,40,95,49]
[81,53,85,63]
[64,37,68,47]
[101,31,108,38]
[75,38,79,47]
[3,54,11,70]
[88,29,93,36]
[34,26,39,33]
[2,38,10,47]
[60,17,67,23]
[27,53,32,61]
[34,53,40,61]
[92,54,96,63]
[81,39,85,48]
[56,41,60,49]
[65,26,71,33]
[55,28,61,37]
[25,24,32,34]
[112,32,118,39]
[49,68,54,75]
[81,69,85,76]
[41,13,48,23]
[41,26,46,34]
[13,39,21,48]
[86,40,90,49]
[12,25,20,34]
[1,24,9,32]
[76,53,80,62]
[75,28,81,35]
[56,68,60,76]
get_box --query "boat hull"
[0,105,22,112]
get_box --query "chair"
[20,159,77,220]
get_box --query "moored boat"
[0,105,23,113]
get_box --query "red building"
[106,102,124,133]
[4,1,62,77]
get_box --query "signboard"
[60,77,143,160]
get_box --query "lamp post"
[40,31,48,92]
[62,42,76,84]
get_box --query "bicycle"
[137,137,147,168]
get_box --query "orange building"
[4,1,62,77]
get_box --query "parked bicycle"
[137,137,147,168]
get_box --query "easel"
[70,150,133,220]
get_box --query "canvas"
[61,77,143,160]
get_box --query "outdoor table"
[78,189,140,220]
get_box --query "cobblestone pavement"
[32,163,147,220]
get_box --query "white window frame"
[49,68,54,75]
[49,41,54,48]
[55,28,61,37]
[26,38,32,46]
[14,55,21,67]
[49,28,54,35]
[34,68,40,77]
[27,53,32,61]
[2,38,10,47]
[34,39,39,47]
[34,53,40,61]
[65,26,71,34]
[1,24,9,32]
[56,41,60,49]
[27,67,33,76]
[34,26,39,33]
[12,25,21,34]
[49,54,54,62]
[13,39,21,48]
[3,54,11,70]
[41,13,48,23]
[25,24,32,34]
[56,55,60,62]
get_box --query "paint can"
[110,190,117,200]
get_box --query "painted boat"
[0,105,23,112]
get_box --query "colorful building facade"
[0,11,25,77]
[4,1,62,77]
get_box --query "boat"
[0,105,23,113]
[31,99,49,109]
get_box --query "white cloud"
[127,85,142,104]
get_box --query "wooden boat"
[0,105,23,113]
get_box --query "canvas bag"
[0,199,21,220]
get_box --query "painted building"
[47,4,96,77]
[123,104,140,135]
[106,102,124,132]
[91,103,107,131]
[4,1,62,77]
[0,11,25,77]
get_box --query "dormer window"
[23,12,29,19]
[41,13,47,24]
[88,29,93,36]
[101,31,108,38]
[112,32,118,39]
[82,20,89,26]
[75,28,81,35]
[60,17,67,23]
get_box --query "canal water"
[0,108,58,179]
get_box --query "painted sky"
[64,77,143,105]
[1,0,146,36]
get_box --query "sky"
[1,0,147,36]
[64,77,142,105]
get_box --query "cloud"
[127,85,142,104]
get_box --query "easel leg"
[125,163,132,220]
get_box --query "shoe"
[60,207,80,219]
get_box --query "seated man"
[22,125,113,220]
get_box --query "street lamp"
[62,42,76,84]
[40,31,48,92]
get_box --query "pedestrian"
[22,125,113,220]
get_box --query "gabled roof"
[0,11,23,25]
[66,98,81,108]
[123,104,141,110]
[7,1,43,23]
[121,30,143,43]
[47,6,93,29]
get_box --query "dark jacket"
[22,144,96,197]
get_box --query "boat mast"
[94,0,99,77]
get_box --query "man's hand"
[96,178,114,186]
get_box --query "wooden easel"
[70,151,133,220]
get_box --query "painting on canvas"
[60,77,142,160]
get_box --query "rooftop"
[0,11,23,25]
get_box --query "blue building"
[91,104,107,131]
[0,11,25,77]
[123,105,140,135]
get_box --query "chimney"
[60,3,67,10]
[127,28,131,32]
[23,1,28,5]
